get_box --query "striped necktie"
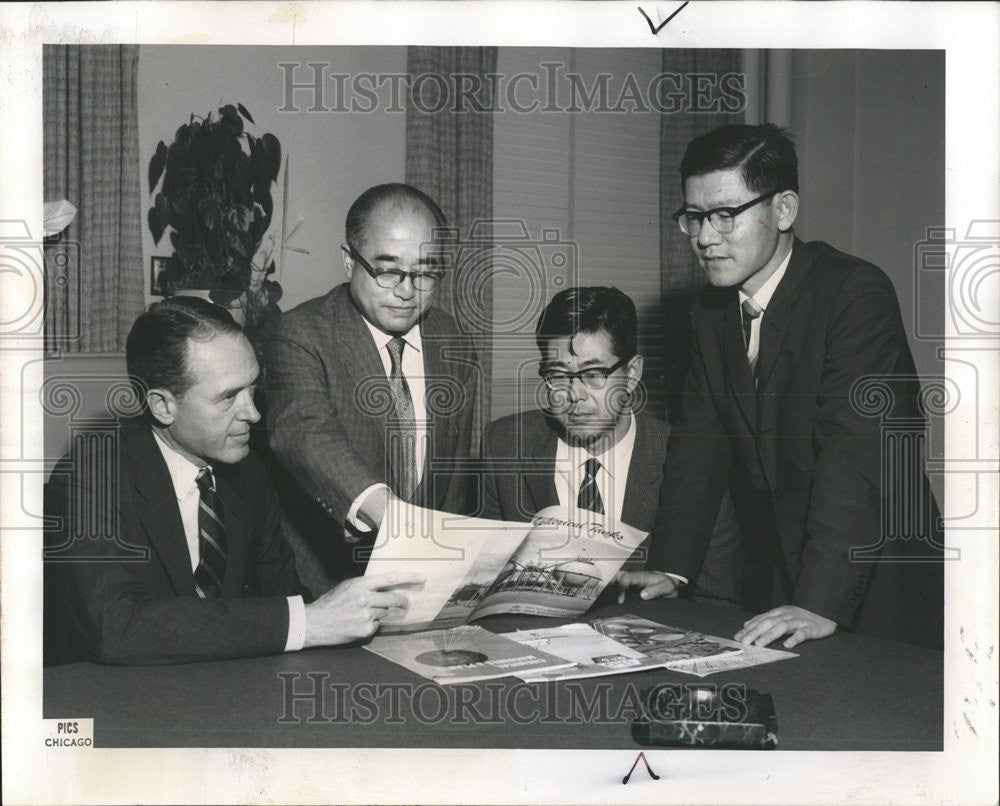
[577,458,605,515]
[741,297,763,377]
[386,337,418,500]
[194,468,227,599]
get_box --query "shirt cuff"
[346,483,390,533]
[664,572,689,585]
[284,595,306,653]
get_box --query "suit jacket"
[481,410,667,533]
[263,283,479,535]
[481,410,742,584]
[651,239,944,648]
[43,417,305,666]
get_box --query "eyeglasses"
[347,245,445,292]
[672,190,779,236]
[540,358,629,391]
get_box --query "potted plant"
[147,103,283,339]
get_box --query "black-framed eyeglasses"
[347,245,445,292]
[671,190,779,236]
[540,358,630,391]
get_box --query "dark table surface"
[43,597,942,750]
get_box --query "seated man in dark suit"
[44,297,420,666]
[621,123,943,650]
[481,286,737,591]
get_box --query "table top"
[43,598,942,751]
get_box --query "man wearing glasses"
[620,124,943,650]
[480,286,737,580]
[264,183,478,578]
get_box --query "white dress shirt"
[738,246,793,366]
[152,431,305,652]
[552,413,637,523]
[348,320,429,528]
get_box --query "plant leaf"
[261,133,281,181]
[148,141,168,193]
[237,103,255,125]
[148,206,164,244]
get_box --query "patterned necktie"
[577,457,605,515]
[386,337,418,501]
[741,297,763,377]
[194,468,227,599]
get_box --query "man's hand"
[615,570,679,604]
[734,605,836,648]
[303,572,423,648]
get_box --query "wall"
[789,50,946,388]
[491,48,663,420]
[137,45,408,311]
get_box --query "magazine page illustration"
[366,503,648,632]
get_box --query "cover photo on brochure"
[364,503,648,632]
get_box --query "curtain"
[405,46,497,431]
[43,45,144,353]
[659,49,744,419]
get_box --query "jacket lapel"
[214,467,248,597]
[756,239,815,391]
[524,417,560,514]
[620,416,660,531]
[126,423,197,596]
[721,294,758,431]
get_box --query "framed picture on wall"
[150,255,169,296]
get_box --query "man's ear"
[775,190,799,232]
[341,244,355,280]
[625,354,644,392]
[146,387,177,427]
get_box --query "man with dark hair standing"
[481,287,737,576]
[44,297,419,666]
[264,183,479,576]
[619,124,943,649]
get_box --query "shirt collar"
[739,243,793,311]
[363,317,423,355]
[556,411,636,478]
[152,429,207,501]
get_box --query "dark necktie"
[386,337,418,501]
[194,468,227,599]
[741,298,763,377]
[577,457,605,515]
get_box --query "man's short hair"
[536,287,637,362]
[345,183,449,251]
[680,123,799,194]
[126,296,241,401]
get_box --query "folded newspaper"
[365,503,648,633]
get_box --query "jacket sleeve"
[263,315,383,523]
[794,265,919,625]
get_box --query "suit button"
[772,488,783,500]
[242,582,252,593]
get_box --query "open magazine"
[365,502,647,633]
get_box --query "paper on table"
[590,614,742,665]
[503,623,665,682]
[665,643,798,677]
[363,625,575,684]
